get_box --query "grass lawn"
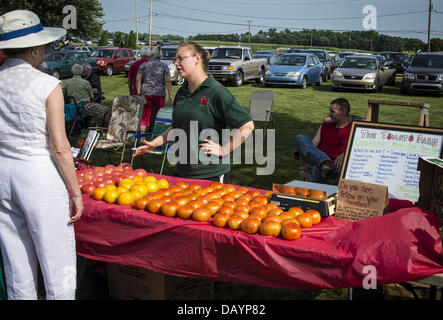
[74,73,441,301]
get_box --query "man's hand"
[334,153,345,169]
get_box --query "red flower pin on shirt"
[200,96,209,108]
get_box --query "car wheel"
[316,75,323,86]
[52,69,60,79]
[234,71,243,87]
[300,76,307,89]
[106,65,113,76]
[256,68,265,84]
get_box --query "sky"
[100,0,443,42]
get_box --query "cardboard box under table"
[107,263,214,300]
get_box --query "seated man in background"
[82,63,102,103]
[63,64,110,127]
[293,98,351,184]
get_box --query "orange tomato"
[259,220,282,237]
[223,201,237,209]
[253,195,269,206]
[264,203,279,213]
[209,182,224,190]
[218,206,234,216]
[248,200,262,209]
[267,208,283,216]
[187,200,203,210]
[222,185,236,193]
[241,218,261,234]
[229,190,243,200]
[189,184,202,192]
[210,197,224,207]
[281,218,300,227]
[297,213,313,228]
[197,195,210,205]
[237,187,249,195]
[295,188,309,197]
[176,204,194,219]
[288,207,304,217]
[92,187,107,201]
[250,206,267,217]
[161,201,179,217]
[175,181,190,189]
[279,211,296,221]
[263,215,283,224]
[235,204,251,214]
[305,209,322,225]
[228,215,245,230]
[206,201,221,216]
[264,191,274,201]
[145,181,159,193]
[192,207,212,222]
[172,195,190,207]
[281,222,302,240]
[248,213,265,221]
[135,197,149,210]
[246,190,261,198]
[309,189,326,200]
[232,211,249,220]
[117,192,135,206]
[146,199,163,214]
[235,199,250,206]
[157,178,169,189]
[221,194,236,202]
[212,213,230,227]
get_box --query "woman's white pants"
[0,157,76,300]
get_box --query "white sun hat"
[0,10,66,49]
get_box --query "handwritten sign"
[335,179,389,222]
[341,122,443,203]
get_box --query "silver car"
[160,45,184,85]
[332,55,395,92]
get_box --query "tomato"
[253,195,269,206]
[232,211,249,220]
[281,218,300,227]
[237,187,249,195]
[241,218,261,235]
[248,213,264,221]
[122,171,135,180]
[295,188,309,197]
[212,213,230,227]
[189,184,202,192]
[197,195,210,206]
[288,207,304,217]
[210,197,224,207]
[175,181,190,189]
[161,201,179,217]
[192,207,212,222]
[279,211,296,221]
[246,190,261,198]
[102,178,115,186]
[117,192,135,206]
[281,222,302,240]
[264,191,273,201]
[250,206,267,217]
[248,200,262,209]
[221,194,236,202]
[227,215,245,230]
[264,203,279,213]
[134,168,148,177]
[218,206,234,216]
[176,204,194,220]
[306,209,322,225]
[92,187,107,200]
[235,199,250,207]
[130,184,148,197]
[222,185,236,194]
[144,176,157,183]
[309,189,326,200]
[223,201,237,209]
[259,220,282,237]
[104,184,117,191]
[103,189,119,203]
[81,183,96,195]
[297,213,313,228]
[172,195,190,207]
[145,181,159,193]
[76,171,85,178]
[209,182,223,190]
[157,178,169,189]
[263,215,283,224]
[135,197,149,210]
[187,200,203,210]
[206,201,221,216]
[146,199,163,214]
[229,190,243,200]
[235,204,251,214]
[267,208,283,216]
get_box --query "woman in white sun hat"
[0,10,83,300]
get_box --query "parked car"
[253,50,279,65]
[264,53,323,88]
[203,46,218,56]
[298,49,333,81]
[401,52,443,95]
[124,51,142,77]
[160,45,184,84]
[379,51,411,74]
[208,46,268,87]
[331,51,357,70]
[44,51,97,79]
[92,47,136,76]
[60,45,93,57]
[331,55,395,92]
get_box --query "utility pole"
[148,0,153,48]
[247,20,252,45]
[427,0,432,52]
[135,0,138,45]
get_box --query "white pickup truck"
[208,46,268,87]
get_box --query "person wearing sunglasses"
[134,42,254,183]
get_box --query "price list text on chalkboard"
[340,122,443,203]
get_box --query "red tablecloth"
[74,174,443,290]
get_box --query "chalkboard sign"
[340,121,443,203]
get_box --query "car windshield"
[275,55,306,66]
[45,52,65,62]
[382,53,409,62]
[341,58,377,69]
[411,55,443,68]
[305,51,326,62]
[212,48,242,59]
[92,50,114,58]
[161,48,178,60]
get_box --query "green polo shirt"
[62,75,93,104]
[172,75,252,179]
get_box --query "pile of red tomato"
[77,164,322,241]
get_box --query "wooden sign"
[335,179,389,222]
[340,121,443,203]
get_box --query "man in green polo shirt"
[63,64,93,104]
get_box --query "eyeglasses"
[174,54,194,63]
